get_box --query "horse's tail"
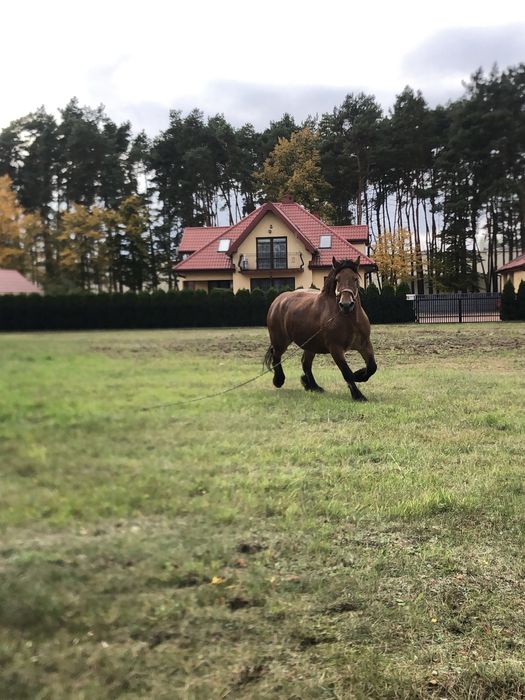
[263,345,274,371]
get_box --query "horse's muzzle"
[339,301,355,314]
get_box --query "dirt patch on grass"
[90,334,266,359]
[371,326,525,361]
[89,325,525,364]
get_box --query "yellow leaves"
[372,228,415,286]
[254,128,331,214]
[211,576,225,585]
[59,205,105,271]
[0,175,32,270]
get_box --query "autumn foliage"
[255,128,333,220]
[372,228,416,287]
[0,175,41,273]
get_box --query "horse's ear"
[332,256,338,269]
[355,256,360,268]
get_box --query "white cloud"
[1,0,524,132]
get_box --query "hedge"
[501,279,525,321]
[0,287,415,332]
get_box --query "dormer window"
[319,234,332,248]
[217,238,230,252]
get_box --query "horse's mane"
[322,259,360,296]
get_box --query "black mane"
[322,258,359,295]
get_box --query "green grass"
[1,323,525,699]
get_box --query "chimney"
[281,194,294,204]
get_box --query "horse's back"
[267,289,319,321]
[267,288,327,348]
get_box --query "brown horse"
[264,257,377,401]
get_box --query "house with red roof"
[0,269,43,295]
[497,253,525,291]
[174,197,376,293]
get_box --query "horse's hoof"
[352,393,367,402]
[273,376,285,388]
[301,375,324,393]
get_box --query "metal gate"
[413,293,501,323]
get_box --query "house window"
[217,238,230,252]
[319,234,332,248]
[208,280,232,291]
[250,277,295,292]
[256,237,287,269]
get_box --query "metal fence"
[412,293,501,323]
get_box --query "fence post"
[458,296,462,323]
[407,293,417,322]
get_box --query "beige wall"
[176,271,233,291]
[500,270,525,290]
[311,270,327,290]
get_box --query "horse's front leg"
[301,350,324,392]
[330,347,366,401]
[352,340,377,383]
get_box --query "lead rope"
[140,315,336,411]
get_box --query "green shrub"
[0,286,417,331]
[366,282,380,298]
[396,282,411,298]
[517,280,525,320]
[501,280,517,320]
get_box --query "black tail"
[263,346,274,371]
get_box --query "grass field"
[1,322,525,699]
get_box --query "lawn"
[1,323,525,699]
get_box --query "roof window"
[319,234,332,248]
[217,238,230,252]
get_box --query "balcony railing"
[237,252,304,272]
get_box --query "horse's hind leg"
[352,340,377,383]
[330,347,366,401]
[301,351,324,392]
[272,347,286,387]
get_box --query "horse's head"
[332,256,360,314]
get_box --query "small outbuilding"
[0,269,43,295]
[497,253,525,290]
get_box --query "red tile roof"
[0,269,43,295]
[331,225,368,242]
[179,226,230,253]
[174,202,375,273]
[175,208,261,272]
[498,253,525,273]
[273,203,374,268]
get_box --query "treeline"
[1,64,524,294]
[0,285,414,332]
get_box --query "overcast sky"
[2,0,524,134]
